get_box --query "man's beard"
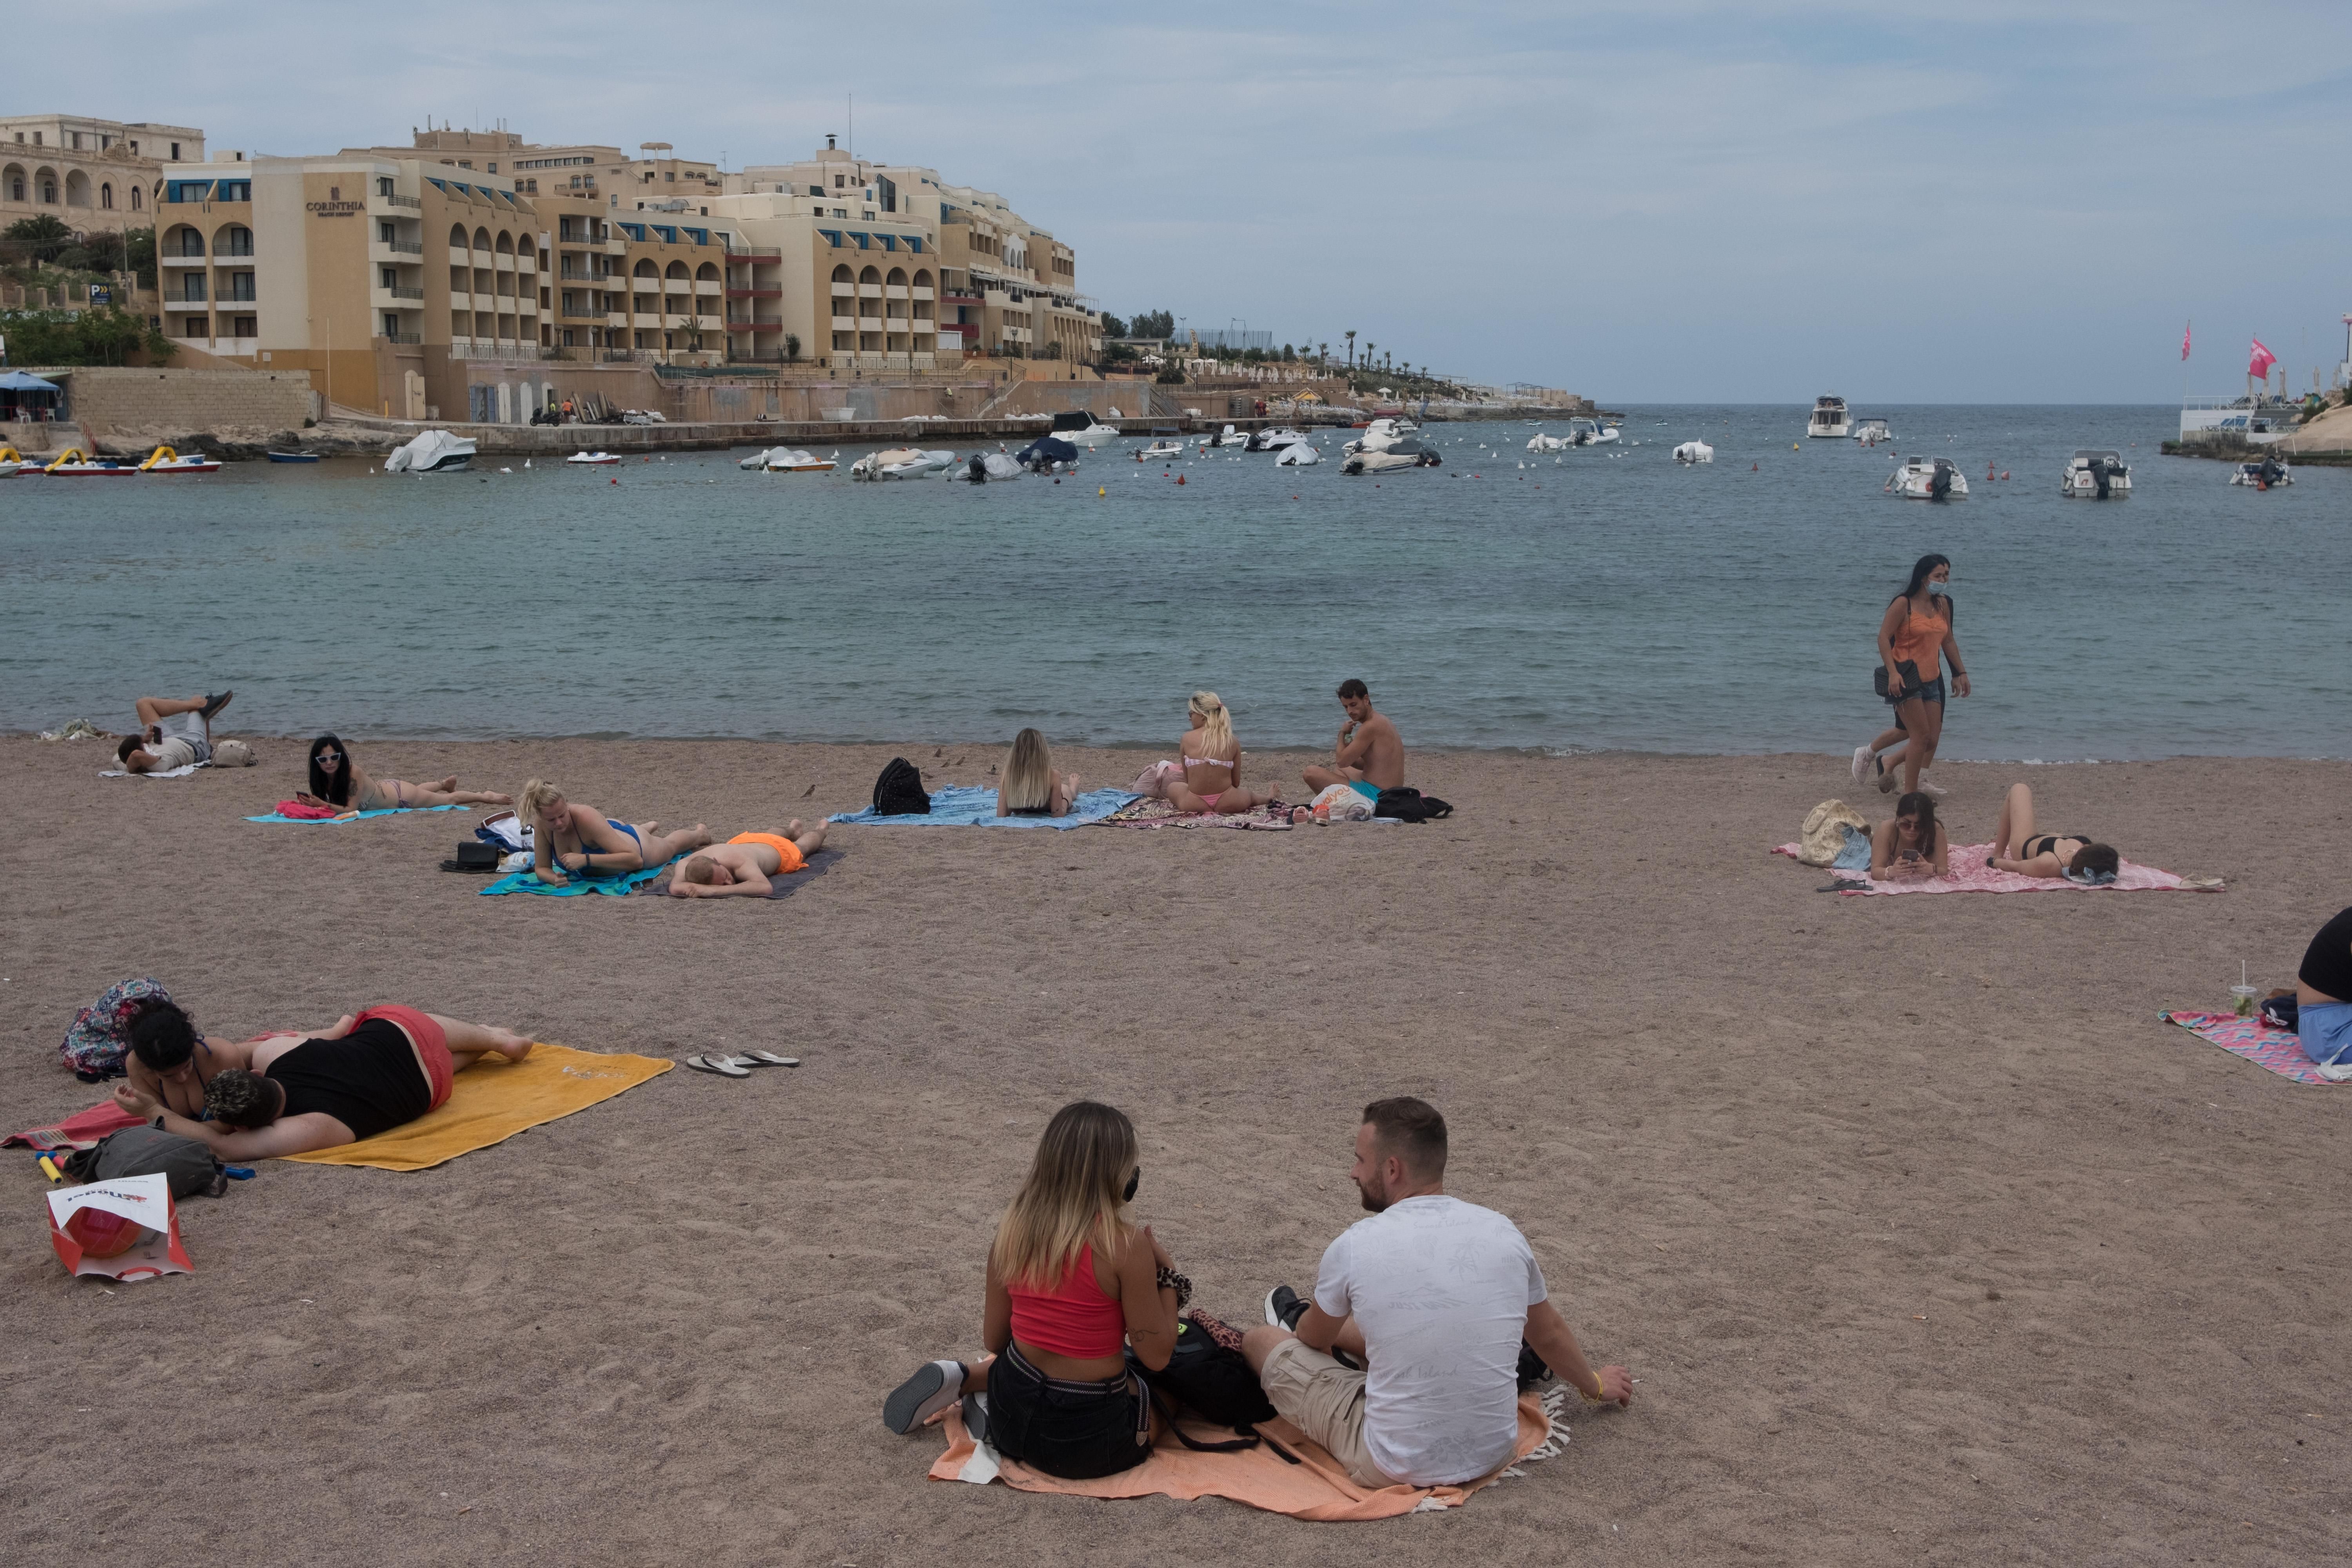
[1357,1177,1388,1214]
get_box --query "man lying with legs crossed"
[116,691,232,773]
[667,822,829,897]
[1243,1096,1632,1489]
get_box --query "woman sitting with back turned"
[1869,790,1951,881]
[1986,782,2121,882]
[519,778,711,885]
[882,1101,1184,1478]
[1164,690,1274,816]
[296,734,513,813]
[994,728,1082,817]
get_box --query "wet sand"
[4,737,2347,1565]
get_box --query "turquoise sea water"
[2,406,2343,758]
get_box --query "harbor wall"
[7,367,319,440]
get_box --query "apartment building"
[1,113,206,238]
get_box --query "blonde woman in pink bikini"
[1165,691,1275,815]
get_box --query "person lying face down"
[110,1007,533,1158]
[669,823,829,897]
[518,778,711,886]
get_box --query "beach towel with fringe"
[927,1381,1573,1521]
[1771,840,2186,895]
[479,862,671,896]
[246,804,472,825]
[829,786,1138,830]
[282,1043,671,1170]
[2158,1010,2333,1085]
[1102,797,1296,831]
[101,762,205,779]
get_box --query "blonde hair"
[518,779,564,822]
[1001,728,1053,813]
[991,1101,1137,1290]
[1189,691,1235,761]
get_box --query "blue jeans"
[2297,999,2352,1079]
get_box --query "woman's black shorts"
[983,1342,1152,1480]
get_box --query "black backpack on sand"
[1131,1315,1279,1453]
[872,757,931,816]
[1373,787,1453,823]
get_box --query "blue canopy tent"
[0,370,64,421]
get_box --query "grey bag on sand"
[63,1125,229,1198]
[212,739,256,766]
[1797,799,1872,866]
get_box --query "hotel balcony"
[372,239,425,260]
[728,285,781,299]
[160,254,207,269]
[831,315,855,332]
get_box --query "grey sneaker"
[883,1360,966,1434]
[1264,1285,1308,1330]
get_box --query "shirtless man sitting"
[668,823,829,897]
[115,691,231,774]
[1301,679,1406,803]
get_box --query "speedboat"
[1342,417,1410,455]
[1527,432,1571,452]
[742,447,834,473]
[1207,424,1249,448]
[566,450,622,466]
[2230,457,2292,488]
[958,451,1026,482]
[1885,455,1967,500]
[1137,439,1184,462]
[852,447,955,480]
[1014,436,1080,473]
[138,445,222,474]
[42,448,136,476]
[384,429,476,473]
[1049,418,1122,449]
[1672,440,1714,464]
[1274,441,1322,466]
[1807,396,1850,438]
[2058,449,2130,499]
[1560,417,1618,446]
[1851,417,1891,445]
[265,449,321,463]
[1245,426,1310,452]
[1341,444,1439,476]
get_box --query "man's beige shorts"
[1259,1336,1397,1489]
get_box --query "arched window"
[495,231,514,254]
[633,259,658,278]
[886,267,907,287]
[4,165,23,203]
[858,265,880,285]
[40,174,59,204]
[474,226,492,252]
[695,261,718,281]
[450,224,469,249]
[65,171,91,207]
[664,260,688,279]
[129,185,142,210]
[831,263,852,283]
[100,182,114,209]
[912,269,933,289]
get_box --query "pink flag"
[2180,321,2190,361]
[2249,337,2276,379]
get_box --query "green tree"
[123,226,157,289]
[1130,309,1174,340]
[3,214,74,265]
[0,305,172,366]
[784,332,800,362]
[1098,312,1127,338]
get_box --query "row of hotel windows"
[10,131,180,157]
[4,169,144,209]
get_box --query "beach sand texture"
[5,737,2347,1564]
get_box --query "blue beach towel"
[827,786,1139,830]
[479,863,671,897]
[245,804,473,825]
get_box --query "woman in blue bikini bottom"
[516,779,713,887]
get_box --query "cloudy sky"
[77,1,2352,401]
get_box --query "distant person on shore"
[518,779,711,886]
[881,1101,1184,1478]
[1985,782,2120,882]
[1850,556,1970,798]
[2289,906,2352,1079]
[994,728,1083,817]
[1869,791,1950,881]
[111,1005,533,1158]
[668,824,829,897]
[296,734,514,813]
[115,691,231,773]
[1301,679,1406,802]
[1164,692,1276,815]
[1243,1097,1632,1489]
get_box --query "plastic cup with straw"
[2230,960,2260,1019]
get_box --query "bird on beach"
[801,783,815,798]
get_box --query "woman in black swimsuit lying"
[1987,782,2122,882]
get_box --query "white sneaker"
[1918,780,1948,798]
[1850,744,1873,785]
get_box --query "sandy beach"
[4,735,2347,1565]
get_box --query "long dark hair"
[309,734,352,805]
[1894,790,1939,847]
[1894,554,1954,620]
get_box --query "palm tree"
[1318,341,1329,372]
[1344,329,1356,367]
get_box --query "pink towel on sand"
[2160,1011,2333,1085]
[1772,841,2185,896]
[6,1102,146,1152]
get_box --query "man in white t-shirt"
[116,691,232,774]
[1241,1097,1633,1488]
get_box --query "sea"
[3,406,2344,760]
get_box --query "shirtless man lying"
[668,823,828,897]
[1301,679,1406,802]
[115,691,231,773]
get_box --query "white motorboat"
[1526,432,1571,452]
[956,451,1026,482]
[1672,440,1714,464]
[1342,417,1410,455]
[1136,439,1184,462]
[2230,457,2292,488]
[1557,417,1617,446]
[1051,419,1122,449]
[1274,441,1322,466]
[1207,424,1250,448]
[566,450,622,466]
[384,429,477,473]
[852,447,955,480]
[1245,426,1310,452]
[1851,417,1891,445]
[1807,396,1850,438]
[137,445,221,474]
[741,447,835,473]
[1587,419,1621,444]
[1341,444,1438,476]
[1885,455,1968,500]
[2058,449,2131,499]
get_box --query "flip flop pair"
[684,1051,800,1077]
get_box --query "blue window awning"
[818,228,842,248]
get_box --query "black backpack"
[872,757,930,816]
[1131,1315,1278,1453]
[1373,786,1453,823]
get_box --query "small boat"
[1244,426,1310,452]
[1584,418,1621,445]
[1274,441,1322,466]
[742,447,835,473]
[1885,455,1968,501]
[1048,413,1123,449]
[1673,440,1714,464]
[138,445,222,474]
[1342,417,1410,455]
[1851,417,1891,445]
[1807,396,1850,439]
[265,450,321,463]
[959,451,1026,482]
[566,451,622,466]
[1341,444,1439,476]
[851,447,955,480]
[1137,439,1184,462]
[384,430,477,473]
[1014,435,1080,473]
[1207,424,1249,448]
[1527,432,1571,452]
[2058,449,2131,499]
[0,445,36,477]
[42,448,137,476]
[2230,457,2292,488]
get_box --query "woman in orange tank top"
[882,1102,1185,1479]
[1850,554,1971,799]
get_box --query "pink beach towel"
[6,1101,146,1153]
[2160,1010,2332,1085]
[1772,840,2186,896]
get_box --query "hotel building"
[1,113,207,238]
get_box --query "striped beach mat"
[2159,1010,2331,1085]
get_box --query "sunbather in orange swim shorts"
[727,831,806,875]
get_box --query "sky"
[61,1,2352,401]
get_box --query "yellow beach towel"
[282,1043,670,1172]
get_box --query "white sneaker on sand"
[1851,744,1873,785]
[1918,780,1947,798]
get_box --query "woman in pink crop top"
[882,1101,1185,1479]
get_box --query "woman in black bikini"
[995,728,1082,817]
[1987,782,2122,882]
[297,734,514,813]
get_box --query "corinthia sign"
[306,200,363,217]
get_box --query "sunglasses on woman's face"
[318,751,343,762]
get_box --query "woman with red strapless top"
[882,1102,1185,1478]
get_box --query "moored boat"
[2058,449,2130,499]
[1885,455,1967,500]
[383,430,477,473]
[742,447,835,473]
[1136,439,1184,462]
[2230,457,2291,488]
[265,450,322,463]
[138,445,221,474]
[43,448,137,476]
[566,451,622,466]
[1673,440,1714,464]
[1807,396,1850,438]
